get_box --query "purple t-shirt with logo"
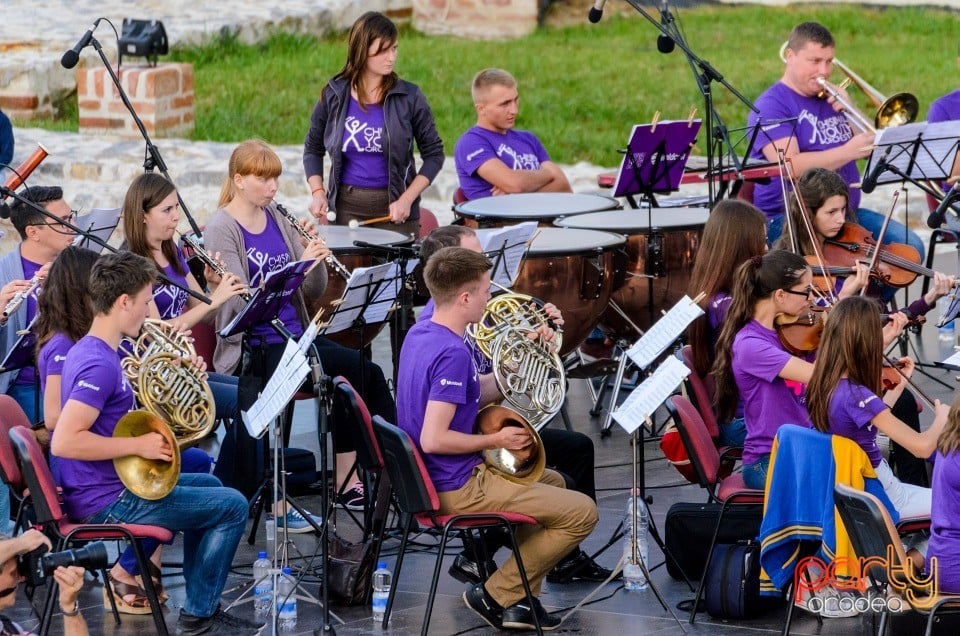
[341,98,388,188]
[241,213,302,343]
[454,126,550,200]
[418,299,492,374]
[14,257,43,387]
[928,450,960,593]
[826,378,887,468]
[748,82,861,220]
[396,319,482,492]
[153,248,190,321]
[732,319,812,465]
[54,335,135,520]
[928,90,960,191]
[706,292,744,419]
[37,332,74,393]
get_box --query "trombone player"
[747,21,924,260]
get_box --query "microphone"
[657,1,675,53]
[61,19,102,69]
[927,182,960,229]
[860,148,890,194]
[588,0,607,23]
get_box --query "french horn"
[469,292,566,484]
[114,319,215,500]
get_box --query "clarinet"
[2,275,42,319]
[274,202,351,281]
[179,232,253,302]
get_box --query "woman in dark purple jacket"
[302,11,444,239]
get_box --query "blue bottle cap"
[377,561,387,569]
[282,567,292,574]
[258,551,267,558]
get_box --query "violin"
[881,359,906,393]
[822,223,932,288]
[775,305,925,356]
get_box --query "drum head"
[454,193,620,221]
[317,225,410,251]
[555,207,709,233]
[524,227,625,256]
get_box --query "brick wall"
[77,63,195,138]
[413,0,538,39]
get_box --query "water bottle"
[939,296,956,342]
[371,560,392,626]
[622,491,649,591]
[276,567,297,632]
[265,517,276,557]
[252,551,272,618]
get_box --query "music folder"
[73,208,121,252]
[0,318,37,373]
[613,119,701,199]
[219,260,313,339]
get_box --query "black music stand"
[865,121,959,203]
[72,208,121,252]
[476,222,538,290]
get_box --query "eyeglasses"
[782,286,815,299]
[28,211,77,228]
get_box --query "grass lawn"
[22,4,960,167]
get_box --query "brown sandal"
[103,573,153,615]
[136,561,169,604]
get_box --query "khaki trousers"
[437,464,599,608]
[335,184,420,239]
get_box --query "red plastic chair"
[0,395,31,531]
[664,396,764,624]
[679,346,719,441]
[10,427,173,635]
[418,207,439,239]
[372,416,544,635]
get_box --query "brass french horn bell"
[113,410,182,501]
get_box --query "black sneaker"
[178,607,264,635]
[449,553,498,585]
[462,583,503,629]
[336,484,365,511]
[502,597,562,631]
[546,549,614,583]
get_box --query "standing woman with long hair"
[303,10,444,238]
[805,296,947,519]
[712,250,816,489]
[687,199,768,446]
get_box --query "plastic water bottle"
[252,551,272,618]
[372,561,392,626]
[277,567,297,632]
[623,491,649,591]
[939,296,956,342]
[265,518,276,557]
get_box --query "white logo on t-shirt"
[77,380,100,392]
[54,354,67,363]
[858,395,878,409]
[439,378,463,387]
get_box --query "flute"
[179,232,252,301]
[2,275,42,319]
[274,202,351,281]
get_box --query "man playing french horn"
[396,246,598,632]
[50,251,262,636]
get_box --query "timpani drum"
[305,225,411,350]
[453,192,620,228]
[504,227,626,357]
[555,207,708,334]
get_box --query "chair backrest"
[371,416,439,516]
[665,395,721,488]
[680,345,720,440]
[9,427,64,526]
[332,376,384,471]
[833,483,907,588]
[189,321,217,369]
[453,188,468,205]
[418,208,439,238]
[0,395,31,488]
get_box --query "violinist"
[806,296,947,519]
[713,250,815,490]
[687,199,768,446]
[777,166,954,487]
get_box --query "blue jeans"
[743,454,771,490]
[208,372,239,421]
[719,416,747,448]
[8,383,40,424]
[87,472,247,618]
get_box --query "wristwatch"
[60,600,80,617]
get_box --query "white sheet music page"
[625,295,704,369]
[476,222,538,288]
[612,356,690,434]
[242,339,310,438]
[318,260,417,335]
[940,348,960,370]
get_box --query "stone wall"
[413,0,540,39]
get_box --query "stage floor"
[10,278,960,635]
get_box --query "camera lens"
[40,542,109,577]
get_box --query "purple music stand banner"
[613,119,702,198]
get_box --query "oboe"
[274,202,351,280]
[2,275,42,319]
[178,232,252,301]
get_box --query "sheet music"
[938,348,960,371]
[476,222,538,288]
[318,260,416,335]
[873,121,958,185]
[612,356,690,434]
[241,338,310,438]
[220,260,312,338]
[73,208,121,252]
[613,119,701,198]
[625,295,704,369]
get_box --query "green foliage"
[21,5,960,167]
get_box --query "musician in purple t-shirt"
[51,251,260,635]
[928,394,960,594]
[454,68,571,201]
[396,247,597,631]
[929,57,960,197]
[748,22,923,259]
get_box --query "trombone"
[778,42,919,134]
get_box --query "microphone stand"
[83,33,203,238]
[0,186,208,305]
[627,0,758,206]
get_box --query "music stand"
[0,319,39,422]
[612,119,701,210]
[866,121,959,196]
[476,222,538,289]
[72,208,121,252]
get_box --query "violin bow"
[859,190,901,297]
[881,352,936,410]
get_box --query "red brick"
[94,72,104,98]
[77,70,88,96]
[180,67,194,93]
[171,95,193,110]
[79,117,125,129]
[78,99,102,111]
[0,95,39,110]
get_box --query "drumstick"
[348,215,392,228]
